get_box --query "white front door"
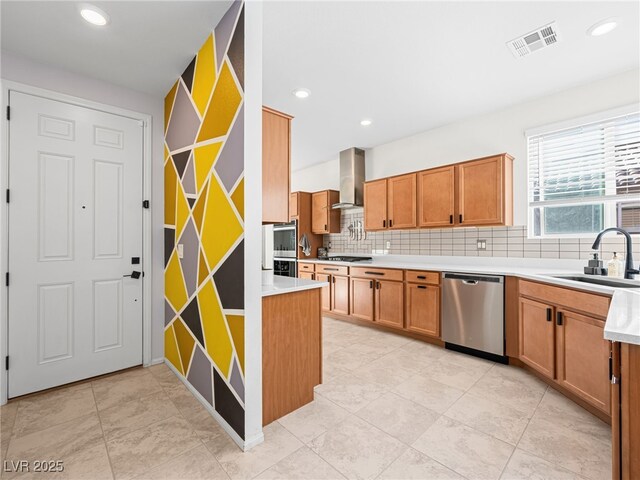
[7,91,144,398]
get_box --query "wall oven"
[273,222,297,277]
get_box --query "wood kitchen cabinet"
[387,173,417,229]
[363,179,387,231]
[418,166,455,228]
[331,275,350,315]
[519,297,556,380]
[311,190,341,234]
[405,271,441,337]
[457,154,513,226]
[298,271,314,280]
[349,268,404,328]
[350,277,374,321]
[316,273,331,312]
[263,107,292,224]
[289,192,298,220]
[290,192,322,258]
[375,280,404,328]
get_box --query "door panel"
[316,273,331,312]
[457,156,503,225]
[387,174,416,229]
[518,297,555,380]
[350,277,374,321]
[364,179,387,231]
[311,191,328,233]
[418,166,455,228]
[8,91,143,397]
[406,284,440,337]
[331,275,349,315]
[556,309,610,414]
[375,280,404,328]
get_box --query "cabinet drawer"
[298,262,315,272]
[316,264,349,276]
[519,280,610,319]
[350,267,403,282]
[405,270,440,285]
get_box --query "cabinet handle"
[311,274,315,280]
[459,214,463,223]
[383,220,386,228]
[369,280,373,288]
[324,224,327,231]
[365,271,384,276]
[389,219,393,227]
[556,311,563,326]
[332,276,335,284]
[449,214,453,224]
[417,285,427,289]
[417,275,426,279]
[546,307,552,322]
[376,281,380,289]
[324,268,339,271]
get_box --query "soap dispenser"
[584,253,607,276]
[607,253,624,279]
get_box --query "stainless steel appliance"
[441,272,506,362]
[332,148,365,209]
[324,256,372,262]
[273,222,297,277]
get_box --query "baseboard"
[149,357,165,366]
[163,360,260,451]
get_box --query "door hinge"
[5,356,8,371]
[5,272,8,286]
[6,106,10,121]
[142,200,150,209]
[5,189,9,204]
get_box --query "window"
[527,107,640,238]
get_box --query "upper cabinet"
[364,174,417,231]
[262,107,292,224]
[364,153,513,231]
[311,190,341,234]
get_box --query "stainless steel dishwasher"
[441,272,506,362]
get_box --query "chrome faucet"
[591,228,639,280]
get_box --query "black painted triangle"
[213,240,244,309]
[181,296,204,347]
[187,197,196,208]
[164,228,175,266]
[213,368,244,439]
[227,7,244,90]
[181,56,196,92]
[172,150,190,179]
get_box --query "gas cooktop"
[320,256,372,262]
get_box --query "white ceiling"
[1,1,232,97]
[263,1,640,171]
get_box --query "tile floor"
[0,316,611,480]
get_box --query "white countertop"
[302,254,640,345]
[261,275,328,298]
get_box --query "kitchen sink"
[549,275,640,288]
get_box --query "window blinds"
[528,111,640,207]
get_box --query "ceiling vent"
[507,22,560,58]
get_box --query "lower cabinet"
[298,271,315,281]
[316,273,331,312]
[405,283,440,337]
[519,297,555,380]
[331,275,349,315]
[375,280,404,328]
[350,277,374,321]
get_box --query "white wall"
[292,69,640,225]
[1,51,165,362]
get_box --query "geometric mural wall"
[164,0,245,439]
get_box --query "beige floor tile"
[501,449,587,480]
[135,444,228,480]
[392,375,464,414]
[162,382,208,420]
[98,391,180,441]
[92,369,162,412]
[421,357,490,391]
[351,361,413,389]
[401,340,449,360]
[106,415,200,480]
[412,416,514,480]
[366,351,427,376]
[323,345,380,372]
[185,409,230,444]
[6,412,103,465]
[377,447,464,480]
[444,392,531,445]
[309,416,406,480]
[441,350,495,371]
[11,384,96,439]
[254,446,345,480]
[322,363,351,383]
[356,392,439,445]
[517,414,611,480]
[1,402,19,461]
[314,373,386,413]
[467,364,548,415]
[206,422,302,480]
[148,363,183,390]
[278,395,350,444]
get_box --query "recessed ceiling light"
[292,88,310,99]
[79,4,110,26]
[587,18,618,36]
[360,119,372,126]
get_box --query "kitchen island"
[261,275,328,425]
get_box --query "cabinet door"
[555,309,610,414]
[262,109,291,223]
[289,192,298,220]
[298,271,314,280]
[418,166,455,228]
[406,283,440,337]
[457,156,503,225]
[316,273,331,312]
[364,179,387,231]
[388,173,417,229]
[331,275,349,315]
[375,280,404,329]
[350,277,374,321]
[519,297,555,380]
[311,191,329,234]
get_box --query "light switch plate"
[177,244,184,258]
[477,239,487,251]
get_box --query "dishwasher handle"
[443,272,504,283]
[462,280,479,286]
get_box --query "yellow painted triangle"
[198,249,209,286]
[226,314,244,374]
[164,160,177,226]
[192,34,216,117]
[164,80,178,133]
[230,177,244,221]
[175,182,190,240]
[192,180,208,234]
[194,142,222,193]
[173,318,196,374]
[165,250,188,312]
[198,279,233,377]
[197,60,242,143]
[165,325,183,375]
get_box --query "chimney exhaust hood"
[332,148,365,209]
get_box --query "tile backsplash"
[323,210,640,261]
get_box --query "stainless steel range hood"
[331,148,365,209]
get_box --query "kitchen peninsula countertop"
[261,275,328,297]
